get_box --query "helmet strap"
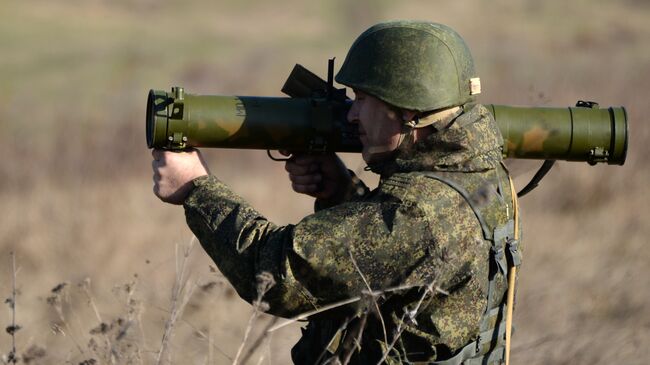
[413,106,463,130]
[396,123,416,152]
[397,105,463,149]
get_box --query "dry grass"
[1,0,649,363]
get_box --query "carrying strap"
[504,175,521,365]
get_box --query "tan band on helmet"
[469,77,481,95]
[406,106,462,129]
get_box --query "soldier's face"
[348,90,403,164]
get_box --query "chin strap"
[406,106,463,129]
[398,105,464,150]
[396,123,415,150]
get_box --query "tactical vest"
[422,165,521,365]
[292,166,521,365]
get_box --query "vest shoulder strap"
[420,172,494,241]
[419,169,515,365]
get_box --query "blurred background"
[1,0,648,364]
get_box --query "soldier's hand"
[282,152,352,200]
[152,148,210,205]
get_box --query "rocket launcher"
[146,64,628,167]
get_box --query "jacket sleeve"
[183,175,478,319]
[184,175,312,317]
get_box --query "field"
[1,0,649,364]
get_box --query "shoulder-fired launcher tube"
[486,104,627,165]
[147,88,628,165]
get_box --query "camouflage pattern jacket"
[184,104,517,364]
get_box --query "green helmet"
[335,21,480,112]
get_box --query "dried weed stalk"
[329,309,369,365]
[376,280,439,365]
[313,316,354,365]
[2,252,20,365]
[232,272,276,365]
[155,241,197,365]
[347,249,388,346]
[268,282,445,333]
[260,245,446,365]
[239,316,279,365]
[80,278,116,365]
[177,315,232,362]
[46,281,87,357]
[84,275,145,365]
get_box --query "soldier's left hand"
[152,148,210,205]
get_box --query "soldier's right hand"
[282,152,352,201]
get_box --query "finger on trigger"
[293,183,319,194]
[286,162,312,175]
[290,173,322,185]
[292,154,317,165]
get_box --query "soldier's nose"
[347,109,359,124]
[346,101,360,124]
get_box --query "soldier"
[152,21,521,364]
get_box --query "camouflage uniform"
[184,104,519,364]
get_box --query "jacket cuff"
[183,174,220,209]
